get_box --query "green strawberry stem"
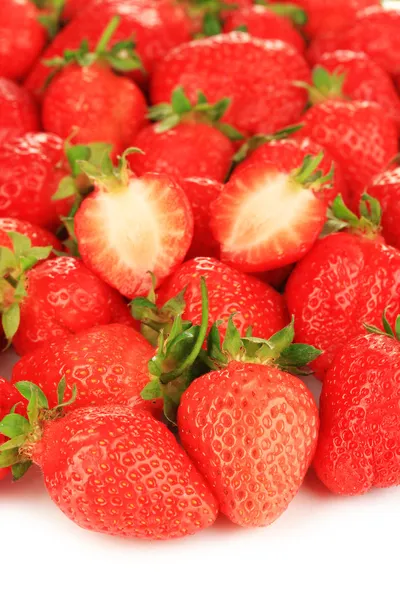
[33,0,65,38]
[323,193,382,238]
[95,15,120,54]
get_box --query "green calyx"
[0,233,53,345]
[148,86,244,141]
[257,1,307,26]
[205,315,321,375]
[323,193,381,238]
[77,147,143,192]
[0,378,77,480]
[291,152,334,190]
[43,15,144,83]
[33,0,65,38]
[231,123,304,168]
[139,278,210,424]
[364,309,400,341]
[295,66,349,105]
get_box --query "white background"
[1,349,399,600]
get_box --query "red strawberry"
[75,151,194,298]
[0,234,137,354]
[362,166,400,251]
[310,52,400,131]
[150,32,311,136]
[0,217,62,252]
[0,78,39,145]
[285,196,400,379]
[223,5,306,54]
[298,100,398,198]
[62,0,89,20]
[129,88,239,182]
[0,399,218,539]
[0,0,47,81]
[234,136,348,206]
[211,153,330,273]
[0,377,26,481]
[0,132,71,230]
[178,178,223,260]
[271,0,379,38]
[308,6,400,77]
[256,264,294,290]
[25,0,191,97]
[177,319,320,527]
[41,17,147,156]
[12,324,159,415]
[313,315,400,495]
[153,256,288,340]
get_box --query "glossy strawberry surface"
[0,78,39,144]
[31,406,218,539]
[0,217,62,252]
[129,123,234,183]
[364,167,400,251]
[314,333,400,495]
[178,362,319,526]
[157,257,288,339]
[12,256,136,356]
[286,233,400,379]
[12,324,158,414]
[151,33,311,136]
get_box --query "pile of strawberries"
[0,0,400,541]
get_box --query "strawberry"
[0,78,40,145]
[210,153,330,273]
[142,256,288,342]
[25,0,192,97]
[0,0,47,81]
[0,377,26,481]
[0,218,62,253]
[308,54,400,131]
[308,6,400,77]
[234,136,348,206]
[62,0,88,21]
[271,0,380,38]
[42,17,147,156]
[75,150,194,298]
[178,178,223,260]
[222,5,306,54]
[362,166,400,251]
[256,264,294,290]
[0,393,218,538]
[176,318,320,527]
[129,87,241,182]
[313,313,400,495]
[150,32,311,137]
[0,132,71,230]
[0,231,137,354]
[285,195,400,380]
[12,324,159,415]
[298,100,398,198]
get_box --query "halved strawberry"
[75,150,194,298]
[211,154,330,272]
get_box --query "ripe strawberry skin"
[364,167,400,250]
[315,51,400,131]
[0,133,71,230]
[25,0,191,96]
[178,177,223,260]
[0,217,62,253]
[285,233,400,379]
[314,333,400,495]
[42,65,147,157]
[0,78,39,145]
[11,256,137,356]
[299,100,398,197]
[0,0,46,81]
[151,32,311,136]
[129,123,234,183]
[12,323,160,415]
[0,377,25,481]
[156,256,288,339]
[30,406,218,539]
[223,6,305,54]
[178,362,319,527]
[75,172,194,298]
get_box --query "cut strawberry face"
[211,158,328,272]
[75,172,194,298]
